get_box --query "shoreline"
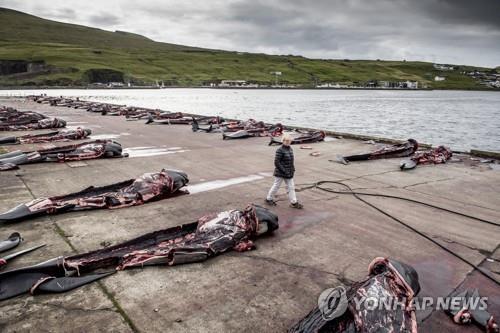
[2,95,498,158]
[1,86,499,92]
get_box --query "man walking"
[266,133,303,208]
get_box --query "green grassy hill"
[0,7,493,88]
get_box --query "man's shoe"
[290,202,303,209]
[265,199,277,206]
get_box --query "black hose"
[315,181,500,227]
[303,180,500,286]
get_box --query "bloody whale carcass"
[0,140,126,171]
[289,257,420,333]
[336,139,419,164]
[0,205,278,301]
[269,130,326,145]
[400,145,453,170]
[0,127,91,145]
[0,107,66,131]
[0,169,189,224]
[222,124,283,140]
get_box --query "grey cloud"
[410,0,500,29]
[87,12,120,26]
[49,7,76,21]
[0,0,498,67]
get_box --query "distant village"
[462,69,500,88]
[211,64,500,89]
[432,63,500,88]
[88,63,500,90]
[213,79,421,89]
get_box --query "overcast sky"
[1,0,499,67]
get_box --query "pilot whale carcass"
[191,117,226,133]
[269,131,325,145]
[0,140,126,171]
[0,205,278,301]
[0,127,91,145]
[145,113,194,125]
[336,139,418,164]
[0,118,66,131]
[223,124,283,140]
[0,107,46,125]
[289,257,420,333]
[400,145,452,170]
[0,169,189,224]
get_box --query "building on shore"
[433,63,456,71]
[108,82,124,87]
[316,80,419,89]
[218,80,248,87]
[434,76,446,81]
[488,80,500,88]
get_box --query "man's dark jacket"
[274,145,295,179]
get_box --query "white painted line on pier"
[89,133,121,140]
[123,146,189,158]
[187,173,271,194]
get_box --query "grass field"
[0,7,494,89]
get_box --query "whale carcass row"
[289,257,420,333]
[269,130,326,145]
[0,204,278,301]
[0,140,126,171]
[336,139,418,164]
[0,169,189,224]
[0,127,91,145]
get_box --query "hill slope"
[0,7,493,88]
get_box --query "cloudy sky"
[1,0,499,67]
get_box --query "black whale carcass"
[289,257,420,333]
[269,130,326,145]
[0,127,91,145]
[0,118,66,131]
[0,169,189,224]
[0,140,126,171]
[400,145,452,170]
[0,204,278,301]
[336,139,419,164]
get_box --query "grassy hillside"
[0,7,493,89]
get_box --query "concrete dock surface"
[0,97,499,332]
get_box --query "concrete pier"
[0,97,498,332]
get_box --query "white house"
[433,64,455,71]
[434,76,446,81]
[489,80,500,88]
[405,81,419,89]
[219,80,247,87]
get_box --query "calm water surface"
[1,89,499,152]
